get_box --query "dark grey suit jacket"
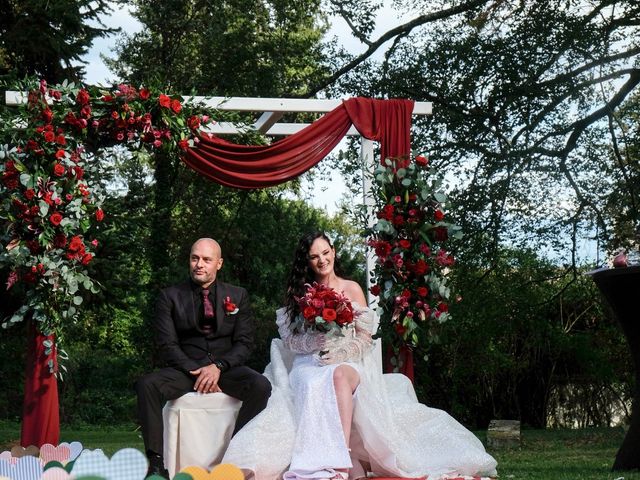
[153,280,254,373]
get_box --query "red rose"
[336,309,353,326]
[187,116,201,130]
[49,212,63,226]
[68,235,84,252]
[73,166,84,179]
[434,209,445,221]
[139,88,151,100]
[111,111,119,120]
[81,253,93,265]
[53,233,68,248]
[53,163,65,176]
[417,286,428,297]
[322,308,337,322]
[24,189,36,200]
[80,105,92,119]
[398,239,411,249]
[415,155,428,167]
[178,139,189,151]
[414,260,428,275]
[375,241,391,258]
[26,240,41,254]
[42,109,53,123]
[438,302,449,312]
[393,215,405,226]
[76,89,90,105]
[95,208,104,222]
[55,149,66,159]
[171,99,182,113]
[369,284,381,296]
[56,134,66,145]
[3,176,18,189]
[44,131,55,142]
[159,94,171,108]
[303,306,316,319]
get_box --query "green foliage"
[107,0,330,97]
[414,248,631,429]
[0,0,117,83]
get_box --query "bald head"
[189,238,223,288]
[191,238,221,257]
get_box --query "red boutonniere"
[224,296,239,315]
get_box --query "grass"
[1,422,639,479]
[487,428,640,480]
[0,420,143,456]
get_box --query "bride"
[223,232,497,480]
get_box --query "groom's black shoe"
[146,451,169,479]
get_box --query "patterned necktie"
[202,288,215,319]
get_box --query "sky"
[79,3,414,215]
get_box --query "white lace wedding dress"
[222,305,497,480]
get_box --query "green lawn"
[0,420,143,456]
[487,428,640,480]
[1,422,638,479]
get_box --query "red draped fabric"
[184,97,414,189]
[21,326,59,447]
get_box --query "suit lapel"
[215,281,226,330]
[184,281,198,329]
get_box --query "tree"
[106,0,329,97]
[417,248,631,428]
[0,0,117,83]
[317,0,640,270]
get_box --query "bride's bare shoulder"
[339,279,367,306]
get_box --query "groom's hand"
[190,364,222,393]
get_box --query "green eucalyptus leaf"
[434,192,447,203]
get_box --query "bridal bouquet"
[293,282,357,336]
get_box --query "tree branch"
[301,0,492,97]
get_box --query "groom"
[136,238,271,477]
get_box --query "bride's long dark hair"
[284,231,344,319]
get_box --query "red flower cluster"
[1,78,216,363]
[65,235,93,265]
[367,154,459,349]
[296,282,356,333]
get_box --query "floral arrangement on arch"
[367,154,462,362]
[0,79,213,368]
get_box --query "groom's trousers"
[135,366,271,455]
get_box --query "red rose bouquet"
[293,282,357,336]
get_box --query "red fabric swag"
[184,97,414,189]
[21,326,59,447]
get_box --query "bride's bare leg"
[333,365,360,478]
